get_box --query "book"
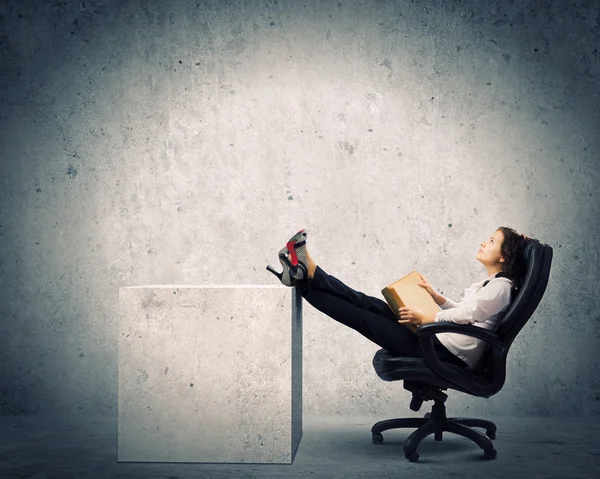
[381,270,441,333]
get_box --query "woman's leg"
[296,277,423,357]
[295,265,469,367]
[300,265,395,317]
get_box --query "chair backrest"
[474,238,553,376]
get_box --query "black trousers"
[294,265,469,368]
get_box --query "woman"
[266,227,528,370]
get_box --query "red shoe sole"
[286,241,298,266]
[285,229,305,266]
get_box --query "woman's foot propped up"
[287,248,317,280]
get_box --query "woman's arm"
[432,292,459,309]
[434,280,512,324]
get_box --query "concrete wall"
[1,0,599,418]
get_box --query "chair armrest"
[413,322,507,389]
[416,322,507,353]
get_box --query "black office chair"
[371,238,552,461]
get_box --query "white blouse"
[433,273,513,369]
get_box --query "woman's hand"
[417,274,438,296]
[398,307,436,326]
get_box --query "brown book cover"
[381,270,441,333]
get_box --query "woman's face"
[476,230,505,265]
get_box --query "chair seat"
[372,349,491,397]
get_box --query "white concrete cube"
[118,285,302,463]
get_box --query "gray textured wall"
[1,0,599,419]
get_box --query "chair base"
[371,401,497,461]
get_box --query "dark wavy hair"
[495,226,529,300]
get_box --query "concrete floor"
[1,413,599,479]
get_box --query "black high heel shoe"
[266,247,308,286]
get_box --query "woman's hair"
[496,226,529,300]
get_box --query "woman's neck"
[484,267,502,278]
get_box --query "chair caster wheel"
[483,448,497,460]
[486,430,496,440]
[405,451,419,462]
[372,433,383,444]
